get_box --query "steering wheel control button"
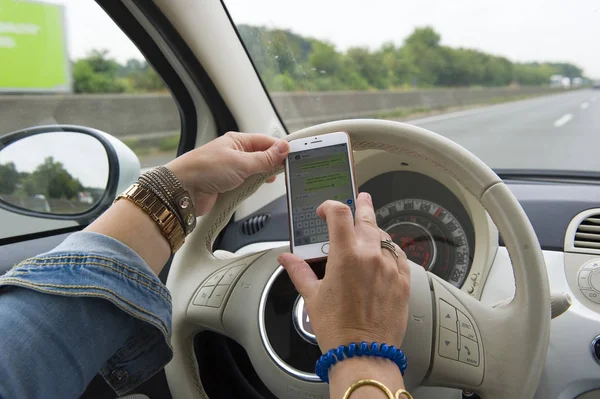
[321,243,329,254]
[457,310,477,342]
[439,299,458,332]
[193,286,215,306]
[204,269,227,286]
[580,289,600,304]
[207,285,229,308]
[438,327,459,360]
[459,337,480,366]
[219,264,246,285]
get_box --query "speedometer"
[375,198,471,287]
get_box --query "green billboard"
[0,0,70,92]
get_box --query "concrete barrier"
[271,86,567,130]
[0,87,566,138]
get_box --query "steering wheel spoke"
[423,274,486,390]
[183,251,267,335]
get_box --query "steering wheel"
[165,120,550,399]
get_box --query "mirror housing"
[0,125,140,230]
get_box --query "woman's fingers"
[278,253,319,299]
[228,132,280,152]
[317,200,356,250]
[239,140,289,176]
[354,192,381,247]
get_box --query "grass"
[375,93,546,121]
[376,106,437,119]
[159,135,180,152]
[122,133,179,157]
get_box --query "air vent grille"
[574,216,600,250]
[240,214,271,236]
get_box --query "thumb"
[278,252,319,299]
[242,140,289,176]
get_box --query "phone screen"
[288,143,355,247]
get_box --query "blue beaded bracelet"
[315,342,407,383]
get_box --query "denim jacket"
[0,231,173,398]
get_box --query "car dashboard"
[216,149,600,398]
[220,149,499,299]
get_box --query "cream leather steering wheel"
[165,119,550,399]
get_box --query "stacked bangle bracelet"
[114,166,196,253]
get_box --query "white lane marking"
[554,113,573,127]
[581,102,590,109]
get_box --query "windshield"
[224,0,599,173]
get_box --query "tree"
[548,63,583,79]
[346,47,389,89]
[402,27,447,86]
[123,60,167,92]
[0,162,19,194]
[22,157,83,200]
[73,50,128,93]
[233,24,586,91]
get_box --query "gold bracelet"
[341,379,415,399]
[342,379,394,399]
[114,184,185,252]
[395,389,414,399]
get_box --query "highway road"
[406,89,600,172]
[140,89,600,173]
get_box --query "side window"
[0,0,181,238]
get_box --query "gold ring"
[381,238,399,259]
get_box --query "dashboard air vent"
[566,209,600,254]
[574,215,600,250]
[240,214,271,236]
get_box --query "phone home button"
[321,243,329,254]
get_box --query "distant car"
[594,81,600,89]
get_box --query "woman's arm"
[86,132,289,275]
[279,192,411,398]
[0,132,289,398]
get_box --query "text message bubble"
[304,172,350,192]
[300,153,346,171]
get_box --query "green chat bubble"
[300,153,346,171]
[304,172,350,192]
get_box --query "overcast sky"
[42,0,600,77]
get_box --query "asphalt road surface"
[140,89,599,173]
[406,89,600,172]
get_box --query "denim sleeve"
[0,231,173,398]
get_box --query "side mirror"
[0,125,140,235]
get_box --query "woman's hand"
[166,132,289,215]
[279,193,411,396]
[278,192,410,352]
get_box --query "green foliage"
[73,50,128,93]
[236,24,585,92]
[21,157,84,200]
[159,135,180,152]
[72,26,585,94]
[0,162,19,194]
[73,50,166,94]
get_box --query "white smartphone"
[285,132,358,262]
